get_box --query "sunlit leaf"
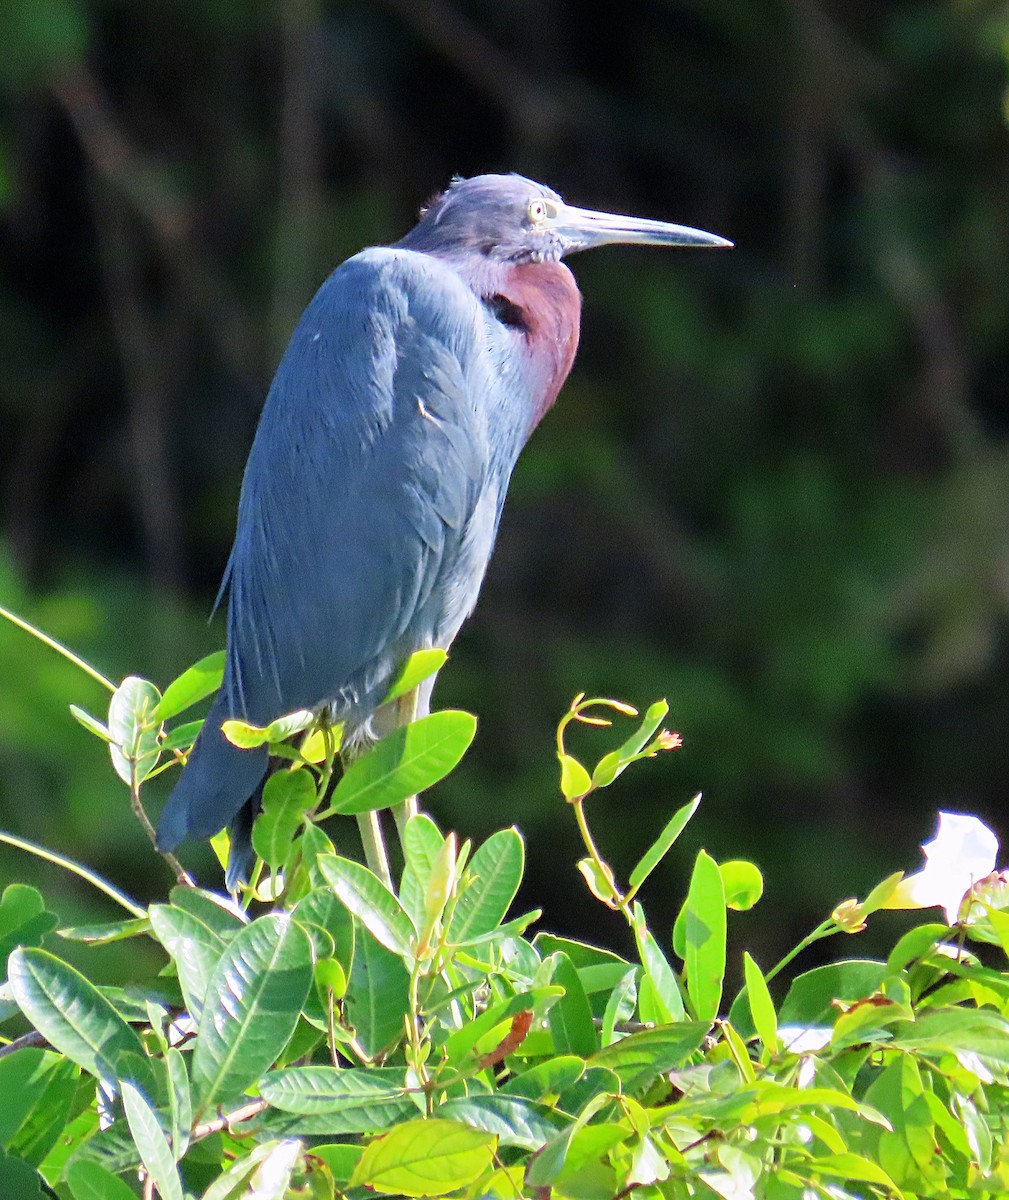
[121,1082,183,1200]
[345,926,410,1059]
[317,856,415,957]
[107,676,162,785]
[742,951,778,1056]
[327,710,476,815]
[683,850,726,1022]
[558,753,591,800]
[154,651,225,721]
[66,1160,139,1200]
[591,1023,708,1093]
[148,904,228,1023]
[382,648,448,704]
[190,913,314,1115]
[8,948,147,1087]
[449,827,523,943]
[628,794,700,892]
[350,1118,496,1196]
[252,769,318,871]
[720,860,763,910]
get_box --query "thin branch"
[0,1031,47,1060]
[191,1098,269,1141]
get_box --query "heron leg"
[357,811,393,890]
[392,687,419,844]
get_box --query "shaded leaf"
[591,1023,708,1093]
[345,925,410,1059]
[148,903,228,1023]
[121,1082,182,1200]
[252,769,318,871]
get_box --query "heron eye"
[528,198,551,224]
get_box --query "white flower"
[884,812,998,925]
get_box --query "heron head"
[398,173,732,263]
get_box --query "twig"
[0,1031,47,1059]
[191,1098,269,1141]
[130,779,194,887]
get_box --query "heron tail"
[156,696,268,856]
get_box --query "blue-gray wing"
[158,248,497,849]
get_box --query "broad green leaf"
[442,987,562,1066]
[350,1117,496,1196]
[66,1159,139,1200]
[293,887,354,980]
[399,814,445,931]
[222,709,314,748]
[742,952,778,1056]
[632,906,685,1021]
[317,856,415,957]
[218,1139,301,1200]
[893,1005,1009,1068]
[0,1047,49,1145]
[108,676,162,784]
[165,1048,191,1159]
[558,753,591,800]
[719,860,763,910]
[591,1023,708,1093]
[501,1056,585,1102]
[168,884,246,934]
[64,1120,139,1178]
[683,850,726,1022]
[252,770,318,871]
[200,1140,297,1200]
[8,948,146,1086]
[533,935,628,969]
[154,650,225,721]
[601,967,638,1046]
[327,710,476,815]
[449,827,523,943]
[628,794,700,892]
[345,926,410,1059]
[0,884,58,963]
[810,1153,900,1189]
[524,1093,613,1187]
[616,699,669,760]
[382,648,448,703]
[121,1082,182,1200]
[159,719,204,753]
[57,918,150,944]
[0,1150,47,1197]
[260,1066,412,1116]
[311,1144,363,1184]
[191,913,313,1115]
[778,960,887,1027]
[438,1095,564,1149]
[68,705,112,743]
[148,904,228,1022]
[7,1054,79,1166]
[547,953,598,1057]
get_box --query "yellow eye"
[528,198,551,223]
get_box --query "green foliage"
[6,632,1009,1196]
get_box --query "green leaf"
[259,1066,412,1117]
[399,814,445,932]
[165,1048,191,1159]
[159,719,204,753]
[591,1024,708,1093]
[683,850,726,1022]
[7,1053,79,1166]
[0,1047,50,1145]
[742,952,778,1056]
[317,856,415,957]
[190,913,314,1115]
[327,710,477,815]
[57,918,150,944]
[443,987,562,1066]
[558,753,592,800]
[547,953,598,1057]
[449,827,524,943]
[778,960,887,1027]
[66,1160,140,1200]
[252,769,318,871]
[68,705,112,743]
[121,1081,183,1200]
[107,676,162,785]
[632,906,685,1021]
[601,967,637,1046]
[719,860,763,910]
[154,651,225,721]
[0,884,58,964]
[438,1095,564,1150]
[382,648,448,703]
[168,884,246,935]
[501,1056,585,1102]
[350,1117,496,1197]
[345,926,410,1059]
[148,904,228,1023]
[8,948,146,1086]
[200,1140,301,1200]
[292,887,354,981]
[628,794,700,892]
[222,709,315,749]
[0,1150,47,1197]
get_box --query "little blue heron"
[156,173,731,883]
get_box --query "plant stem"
[764,920,837,985]
[357,811,393,890]
[572,798,633,923]
[0,830,147,918]
[130,775,192,886]
[0,603,117,692]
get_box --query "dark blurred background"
[1,0,1008,972]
